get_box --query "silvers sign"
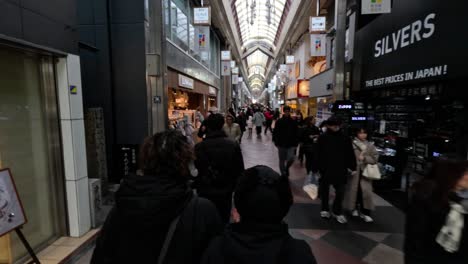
[374,13,435,58]
[354,0,468,89]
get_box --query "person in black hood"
[201,165,317,264]
[317,117,357,224]
[194,113,245,223]
[91,130,222,264]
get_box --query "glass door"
[0,46,66,262]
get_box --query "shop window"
[170,1,189,50]
[0,48,64,261]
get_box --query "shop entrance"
[0,46,66,262]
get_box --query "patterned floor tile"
[320,231,379,259]
[309,239,366,264]
[354,232,390,242]
[363,243,404,264]
[381,234,405,251]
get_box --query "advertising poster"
[0,169,27,237]
[195,26,210,56]
[361,0,391,15]
[221,61,231,76]
[311,34,327,57]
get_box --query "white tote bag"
[362,164,381,180]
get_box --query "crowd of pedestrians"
[91,104,467,264]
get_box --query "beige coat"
[223,123,241,142]
[344,139,379,211]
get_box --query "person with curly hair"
[91,130,222,264]
[201,165,317,264]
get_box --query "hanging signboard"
[311,34,327,57]
[279,64,288,72]
[221,50,231,61]
[221,61,231,76]
[232,67,239,74]
[178,74,194,89]
[0,169,27,237]
[230,60,236,68]
[238,77,243,83]
[193,7,211,25]
[310,16,327,32]
[195,26,210,60]
[361,0,391,15]
[286,55,295,64]
[232,75,239,85]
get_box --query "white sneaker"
[320,211,331,219]
[335,215,348,224]
[351,210,359,217]
[303,184,318,200]
[361,215,374,223]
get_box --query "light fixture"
[425,95,431,100]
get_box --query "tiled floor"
[74,132,406,264]
[241,133,405,264]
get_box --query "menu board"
[0,169,27,237]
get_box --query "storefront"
[167,69,217,129]
[0,46,67,262]
[353,0,468,192]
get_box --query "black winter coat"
[194,130,245,220]
[317,130,356,184]
[91,174,222,264]
[405,181,468,264]
[201,223,317,264]
[273,116,299,148]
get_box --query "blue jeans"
[278,147,296,176]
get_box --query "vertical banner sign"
[196,26,210,61]
[361,0,391,15]
[311,34,327,57]
[193,7,211,25]
[221,61,231,76]
[232,75,239,85]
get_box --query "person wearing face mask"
[405,160,468,264]
[317,117,357,224]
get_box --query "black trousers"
[320,180,345,215]
[264,120,273,134]
[256,126,262,136]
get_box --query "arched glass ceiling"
[233,0,289,90]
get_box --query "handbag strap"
[157,195,196,264]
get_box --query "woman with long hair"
[405,160,468,263]
[344,127,379,222]
[91,130,222,264]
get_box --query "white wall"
[57,55,91,237]
[309,68,334,97]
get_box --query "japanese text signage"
[194,7,211,25]
[310,16,326,32]
[361,0,391,15]
[221,50,231,61]
[178,74,194,89]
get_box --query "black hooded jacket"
[91,174,222,264]
[201,223,316,264]
[317,129,357,184]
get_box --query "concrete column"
[333,0,347,101]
